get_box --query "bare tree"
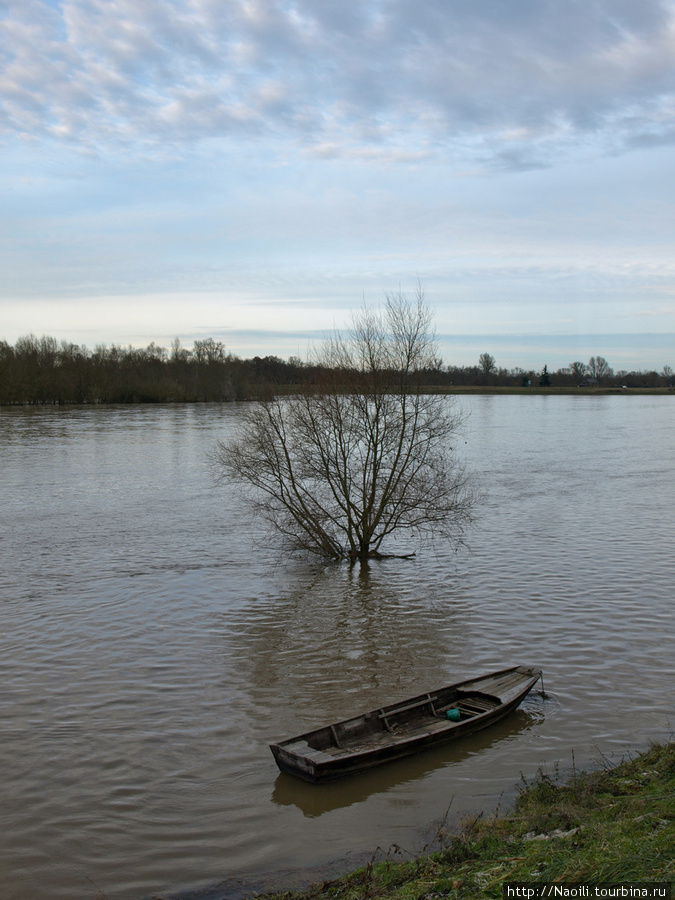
[478,352,496,378]
[212,289,474,562]
[588,356,613,381]
[569,361,587,381]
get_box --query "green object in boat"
[446,708,461,721]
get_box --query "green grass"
[260,742,675,899]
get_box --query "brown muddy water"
[1,397,673,900]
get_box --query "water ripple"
[0,398,673,900]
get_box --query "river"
[1,396,673,900]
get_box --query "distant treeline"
[0,336,673,405]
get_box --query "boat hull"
[270,665,542,784]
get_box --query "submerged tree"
[212,288,474,562]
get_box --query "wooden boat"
[270,665,542,783]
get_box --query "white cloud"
[2,0,674,165]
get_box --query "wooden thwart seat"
[444,695,499,718]
[460,697,497,710]
[378,694,438,731]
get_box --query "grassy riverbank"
[262,741,674,899]
[425,385,674,396]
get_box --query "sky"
[1,0,675,372]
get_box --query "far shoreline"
[1,385,674,409]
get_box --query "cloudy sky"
[2,0,674,370]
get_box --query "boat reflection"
[271,705,543,817]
